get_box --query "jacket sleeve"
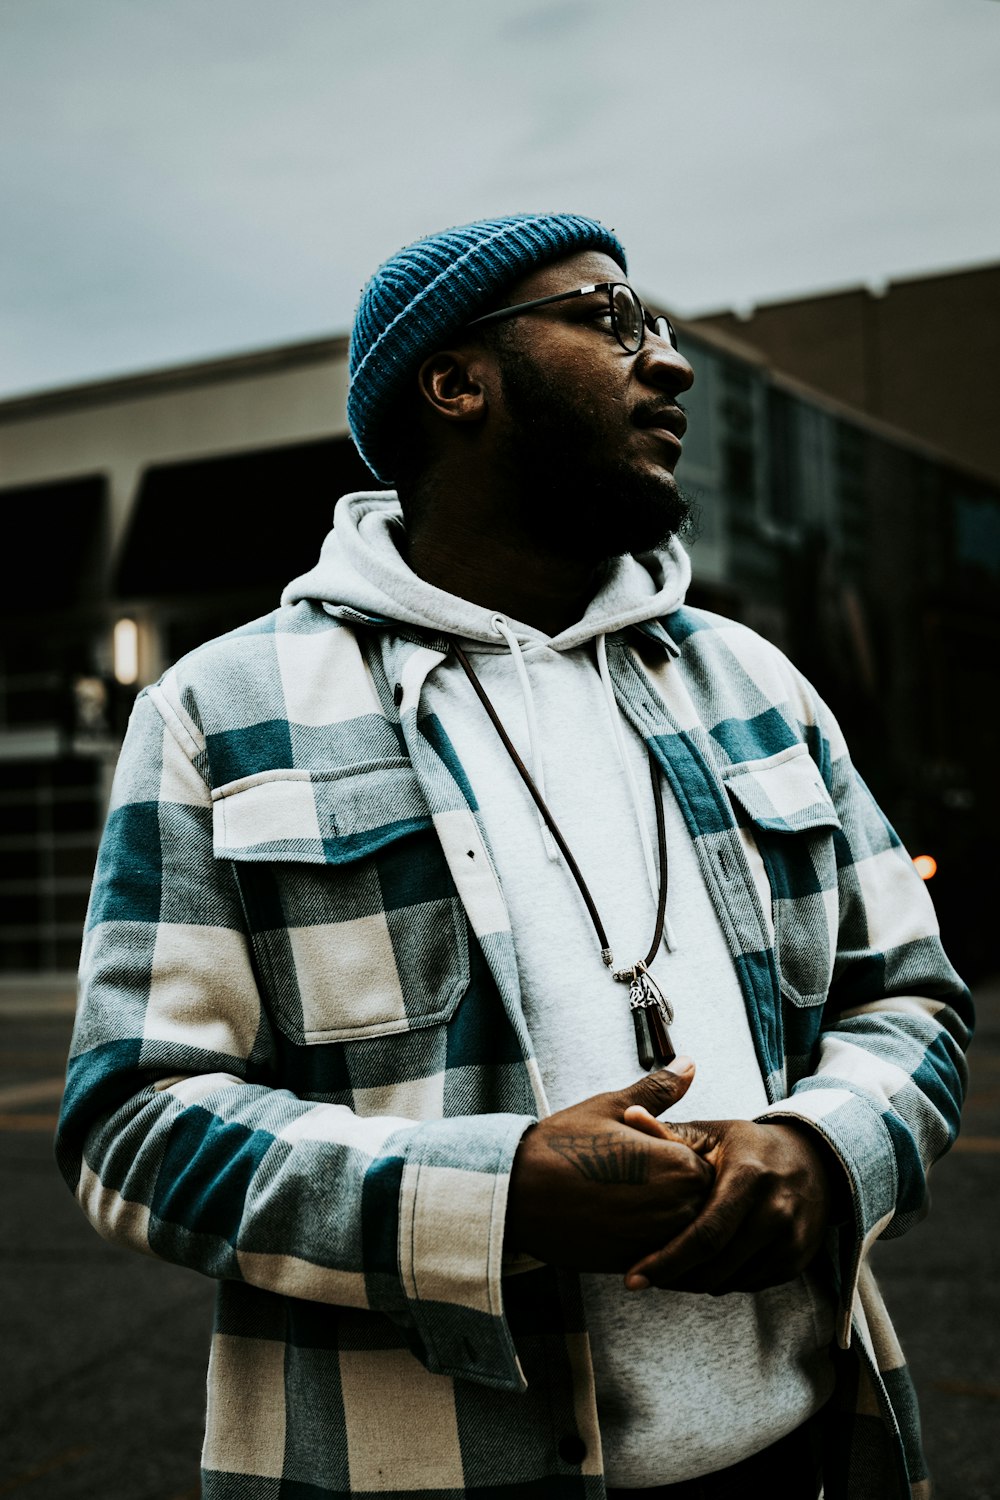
[754,682,973,1341]
[55,686,535,1392]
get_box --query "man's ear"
[415,349,491,426]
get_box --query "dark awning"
[115,435,383,597]
[0,474,107,612]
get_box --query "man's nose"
[635,336,695,395]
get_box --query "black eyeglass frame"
[465,281,677,355]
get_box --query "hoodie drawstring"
[490,615,561,862]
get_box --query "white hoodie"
[284,493,835,1485]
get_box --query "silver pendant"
[613,960,676,1071]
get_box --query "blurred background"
[1,2,998,1496]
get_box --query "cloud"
[1,0,998,394]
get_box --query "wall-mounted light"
[113,618,139,685]
[913,854,938,881]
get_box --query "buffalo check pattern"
[56,597,972,1500]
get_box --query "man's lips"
[634,405,687,437]
[633,405,687,455]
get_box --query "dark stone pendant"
[632,998,676,1071]
[624,963,676,1071]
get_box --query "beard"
[491,342,693,565]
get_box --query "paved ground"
[0,980,996,1499]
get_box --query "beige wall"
[0,338,350,559]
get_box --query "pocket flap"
[722,744,841,834]
[211,761,433,863]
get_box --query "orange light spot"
[913,854,938,881]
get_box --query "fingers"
[622,1105,672,1139]
[624,1161,759,1290]
[615,1055,695,1120]
[621,1119,833,1293]
[624,1108,716,1159]
[654,1216,773,1294]
[685,1207,824,1294]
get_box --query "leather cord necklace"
[453,642,676,1070]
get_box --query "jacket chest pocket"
[722,744,842,1008]
[212,763,470,1043]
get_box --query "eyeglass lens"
[653,316,677,349]
[612,284,643,351]
[611,285,677,352]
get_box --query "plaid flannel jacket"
[56,596,971,1500]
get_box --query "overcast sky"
[2,0,999,398]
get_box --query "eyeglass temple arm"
[466,284,601,329]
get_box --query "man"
[57,213,970,1500]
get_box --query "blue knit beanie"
[348,212,627,481]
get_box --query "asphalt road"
[0,980,996,1500]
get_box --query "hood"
[282,491,691,650]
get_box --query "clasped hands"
[505,1057,844,1295]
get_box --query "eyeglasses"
[466,281,677,355]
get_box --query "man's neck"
[403,514,600,639]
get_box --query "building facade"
[690,260,1000,487]
[1,315,997,986]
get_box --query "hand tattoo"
[547,1134,649,1184]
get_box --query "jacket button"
[393,683,404,707]
[558,1434,587,1465]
